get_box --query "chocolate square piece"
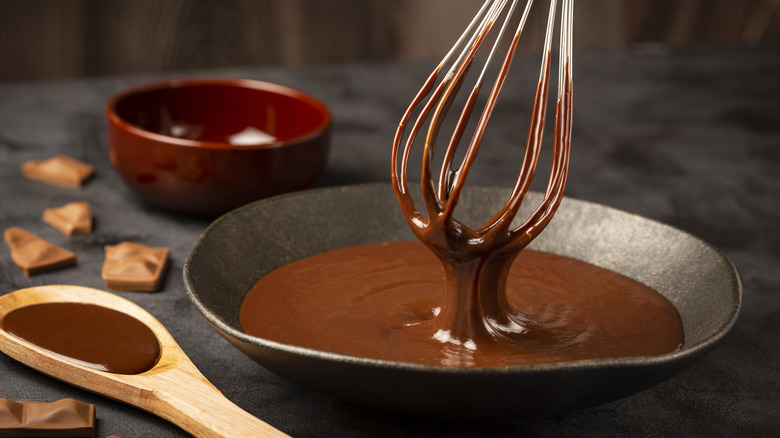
[3,227,77,276]
[102,242,169,291]
[0,398,95,437]
[21,155,94,188]
[43,202,92,236]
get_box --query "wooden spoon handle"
[149,369,289,438]
[0,286,288,437]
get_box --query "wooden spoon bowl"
[0,285,288,438]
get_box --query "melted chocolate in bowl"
[1,302,161,375]
[184,184,742,418]
[241,241,683,368]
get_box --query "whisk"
[391,0,574,345]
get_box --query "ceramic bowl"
[106,78,331,217]
[183,183,741,419]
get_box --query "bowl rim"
[184,183,743,376]
[106,77,332,151]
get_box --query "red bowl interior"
[106,78,331,217]
[110,79,329,147]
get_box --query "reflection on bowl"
[106,78,331,217]
[184,184,741,419]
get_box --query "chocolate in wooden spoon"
[0,285,288,438]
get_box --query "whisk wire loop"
[392,0,574,253]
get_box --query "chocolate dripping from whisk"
[413,61,572,349]
[391,0,574,350]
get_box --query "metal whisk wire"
[392,0,574,254]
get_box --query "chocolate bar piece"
[0,398,95,437]
[43,202,92,236]
[4,227,77,276]
[101,242,169,291]
[21,155,94,188]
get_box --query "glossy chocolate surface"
[243,22,583,368]
[242,241,683,367]
[185,184,741,419]
[1,303,160,375]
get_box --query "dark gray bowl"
[183,183,741,419]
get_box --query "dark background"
[1,0,779,82]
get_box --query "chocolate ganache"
[241,0,682,367]
[241,241,683,367]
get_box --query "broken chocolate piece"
[0,398,95,437]
[3,227,77,276]
[21,155,94,188]
[43,202,92,236]
[101,242,169,291]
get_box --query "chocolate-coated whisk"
[391,0,574,344]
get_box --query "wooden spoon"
[0,285,289,438]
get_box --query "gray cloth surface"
[1,46,779,436]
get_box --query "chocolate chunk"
[0,398,95,437]
[3,227,77,276]
[43,202,92,236]
[21,155,94,188]
[101,242,169,291]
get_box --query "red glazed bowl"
[106,78,331,217]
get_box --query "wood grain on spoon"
[0,285,289,438]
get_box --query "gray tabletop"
[1,46,779,437]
